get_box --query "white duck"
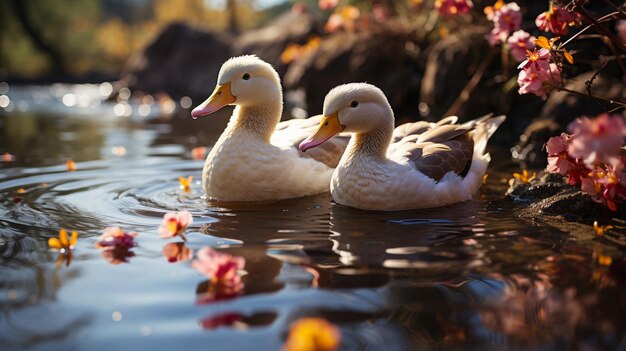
[299,83,505,210]
[191,55,348,201]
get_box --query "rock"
[507,172,626,222]
[419,26,491,121]
[283,23,422,119]
[233,9,322,76]
[510,119,560,166]
[117,23,233,100]
[511,73,626,167]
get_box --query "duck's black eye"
[324,121,329,126]
[350,100,358,108]
[242,73,250,80]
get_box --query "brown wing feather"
[389,118,476,181]
[412,134,474,181]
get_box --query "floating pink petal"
[96,227,137,250]
[159,211,193,239]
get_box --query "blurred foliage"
[0,0,263,80]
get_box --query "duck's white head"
[299,83,393,152]
[191,55,282,118]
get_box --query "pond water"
[1,84,625,351]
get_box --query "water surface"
[1,84,625,351]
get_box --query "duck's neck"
[345,120,394,162]
[229,100,283,143]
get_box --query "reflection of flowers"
[193,247,245,303]
[96,227,138,265]
[282,317,341,351]
[196,280,244,303]
[480,275,584,341]
[199,312,243,330]
[162,242,192,263]
[55,251,74,268]
[159,211,193,240]
[100,247,135,265]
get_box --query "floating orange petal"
[593,221,613,237]
[66,159,76,172]
[283,317,340,351]
[179,176,193,193]
[192,147,207,160]
[111,146,126,156]
[512,170,536,184]
[49,228,78,252]
[48,237,62,250]
[2,152,15,162]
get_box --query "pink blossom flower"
[507,30,536,62]
[546,133,571,174]
[536,5,581,35]
[193,247,245,303]
[581,163,625,211]
[567,114,626,167]
[435,0,473,17]
[159,211,193,240]
[617,20,626,43]
[318,0,337,11]
[517,49,561,99]
[96,227,137,264]
[484,1,522,46]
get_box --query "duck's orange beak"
[299,111,344,152]
[191,81,236,119]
